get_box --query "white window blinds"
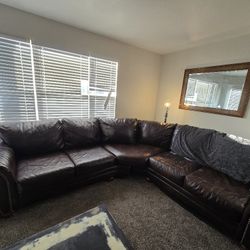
[89,57,117,118]
[0,37,37,122]
[227,88,242,110]
[0,35,118,122]
[33,46,90,119]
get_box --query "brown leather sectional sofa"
[0,118,249,247]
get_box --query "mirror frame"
[179,62,250,117]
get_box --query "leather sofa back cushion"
[139,121,176,149]
[99,118,137,144]
[0,120,63,157]
[62,118,101,149]
[171,125,218,165]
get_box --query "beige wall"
[155,35,250,138]
[1,5,250,138]
[0,4,161,120]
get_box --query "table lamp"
[164,102,170,123]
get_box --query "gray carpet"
[0,177,241,250]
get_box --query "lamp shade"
[164,102,171,108]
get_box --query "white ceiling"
[1,0,250,54]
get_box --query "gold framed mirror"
[179,62,250,117]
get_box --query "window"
[33,46,90,119]
[185,78,218,107]
[226,88,242,110]
[0,35,118,122]
[0,37,37,122]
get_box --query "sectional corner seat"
[0,118,249,246]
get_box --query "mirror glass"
[184,70,248,111]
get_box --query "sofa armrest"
[237,198,250,243]
[241,217,250,249]
[0,145,17,216]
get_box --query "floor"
[0,176,241,250]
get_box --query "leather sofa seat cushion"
[184,167,250,222]
[138,121,176,149]
[0,120,63,157]
[149,152,200,185]
[99,118,137,144]
[62,118,101,150]
[105,144,163,166]
[17,152,75,189]
[66,147,116,176]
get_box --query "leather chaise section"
[184,168,250,222]
[65,147,116,176]
[149,152,200,185]
[17,152,75,190]
[105,144,163,168]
